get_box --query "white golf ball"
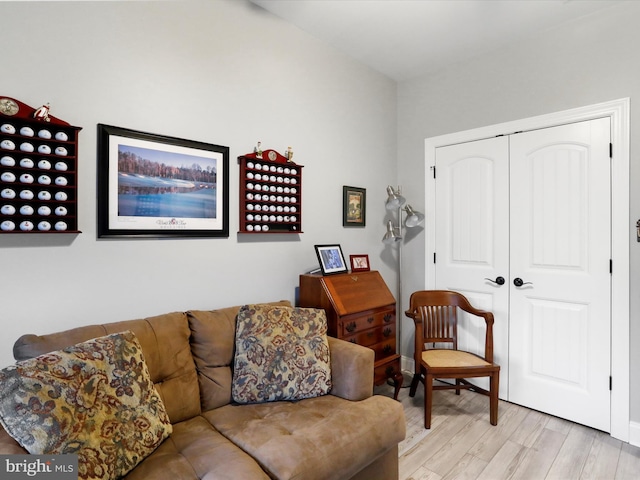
[54,206,67,216]
[20,221,34,231]
[1,205,16,215]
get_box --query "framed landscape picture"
[97,124,229,238]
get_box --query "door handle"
[485,276,505,285]
[513,277,533,287]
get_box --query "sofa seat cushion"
[204,394,406,480]
[0,331,172,480]
[124,416,270,480]
[232,304,332,404]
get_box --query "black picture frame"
[343,185,366,227]
[314,244,348,275]
[97,124,229,238]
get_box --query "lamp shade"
[404,204,425,228]
[385,185,406,210]
[382,220,402,244]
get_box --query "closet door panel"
[434,136,510,396]
[508,117,611,432]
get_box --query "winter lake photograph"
[117,144,218,219]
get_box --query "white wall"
[0,0,398,367]
[397,1,640,422]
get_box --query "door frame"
[424,98,630,442]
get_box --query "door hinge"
[430,165,436,179]
[433,252,436,264]
[610,143,613,158]
[610,376,612,391]
[610,259,613,274]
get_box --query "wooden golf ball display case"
[0,96,81,233]
[238,149,303,234]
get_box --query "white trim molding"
[630,421,640,448]
[424,98,630,442]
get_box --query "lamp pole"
[396,205,404,375]
[382,186,424,388]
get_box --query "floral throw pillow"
[0,331,172,480]
[232,304,332,404]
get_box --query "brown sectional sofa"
[0,301,406,480]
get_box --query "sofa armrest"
[0,425,27,454]
[328,336,374,401]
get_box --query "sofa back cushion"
[188,301,291,411]
[13,312,199,424]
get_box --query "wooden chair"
[405,290,500,429]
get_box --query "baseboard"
[629,421,640,447]
[400,354,414,375]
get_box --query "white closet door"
[434,136,510,398]
[434,118,611,431]
[508,117,611,432]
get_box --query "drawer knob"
[383,327,392,337]
[345,321,357,333]
[382,344,393,354]
[367,317,374,323]
[383,314,393,323]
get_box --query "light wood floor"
[376,383,640,480]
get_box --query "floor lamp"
[382,185,425,387]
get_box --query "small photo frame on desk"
[350,254,370,272]
[314,244,348,275]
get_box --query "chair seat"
[422,349,491,368]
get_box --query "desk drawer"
[345,323,396,347]
[374,355,400,386]
[339,309,395,337]
[370,338,397,360]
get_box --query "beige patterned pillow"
[0,331,172,480]
[232,304,332,403]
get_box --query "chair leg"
[489,371,499,426]
[455,378,461,395]
[409,373,421,397]
[424,372,433,429]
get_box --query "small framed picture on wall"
[343,186,366,227]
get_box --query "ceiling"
[248,0,625,81]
